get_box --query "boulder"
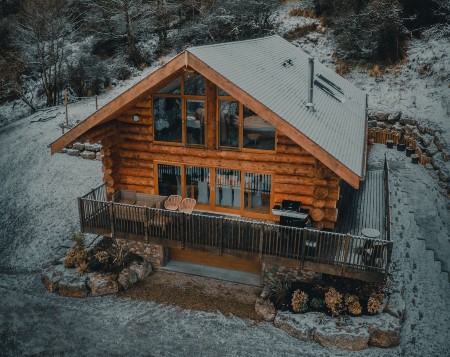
[41,264,65,292]
[274,313,312,341]
[84,143,101,152]
[67,149,80,157]
[369,112,389,122]
[118,268,139,290]
[369,326,400,348]
[129,261,152,281]
[58,274,88,298]
[367,120,378,128]
[255,297,276,322]
[384,292,406,322]
[72,142,85,151]
[438,167,450,183]
[313,325,370,351]
[80,151,96,160]
[399,118,416,126]
[58,148,68,154]
[387,111,401,124]
[442,151,450,162]
[95,152,102,161]
[88,273,119,296]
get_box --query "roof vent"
[282,59,294,68]
[306,58,315,111]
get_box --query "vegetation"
[291,290,309,313]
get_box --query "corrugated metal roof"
[188,35,366,178]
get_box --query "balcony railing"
[78,185,392,283]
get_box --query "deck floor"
[336,169,387,240]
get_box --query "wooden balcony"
[77,183,392,283]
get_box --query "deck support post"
[77,197,84,233]
[341,235,350,276]
[219,217,223,255]
[300,229,307,268]
[108,202,115,238]
[258,226,264,262]
[180,213,185,249]
[144,208,149,243]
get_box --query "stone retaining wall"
[115,239,166,268]
[59,141,102,161]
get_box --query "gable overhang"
[50,50,363,189]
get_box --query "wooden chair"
[164,195,182,211]
[178,198,196,214]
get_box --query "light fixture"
[133,114,139,122]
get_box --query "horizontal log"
[125,107,152,116]
[120,175,152,186]
[274,193,315,206]
[118,158,154,169]
[323,208,338,222]
[274,184,315,196]
[103,174,116,187]
[310,208,324,221]
[276,134,298,146]
[322,220,335,230]
[134,99,152,109]
[117,184,154,194]
[312,200,325,208]
[314,186,329,200]
[120,133,152,143]
[276,145,310,155]
[81,124,113,143]
[118,114,151,125]
[101,137,120,148]
[102,156,114,168]
[274,175,328,186]
[119,122,152,133]
[117,167,153,178]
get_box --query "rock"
[368,120,377,128]
[442,151,450,162]
[369,112,388,122]
[384,292,406,322]
[59,274,88,298]
[95,152,102,161]
[369,326,401,348]
[88,273,119,296]
[434,134,446,150]
[425,163,434,171]
[72,142,85,151]
[399,118,416,126]
[274,313,312,341]
[255,297,276,322]
[80,150,96,160]
[260,285,271,300]
[84,142,101,152]
[129,261,152,281]
[67,149,80,157]
[58,148,68,154]
[118,268,139,290]
[438,181,448,189]
[438,167,450,183]
[313,325,370,351]
[355,314,401,348]
[41,264,65,292]
[387,111,401,124]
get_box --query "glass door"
[185,166,212,208]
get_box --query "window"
[218,100,239,148]
[186,100,205,146]
[184,72,205,96]
[244,173,271,214]
[215,169,241,209]
[157,164,182,196]
[243,107,276,150]
[153,97,182,143]
[153,72,207,146]
[186,166,210,204]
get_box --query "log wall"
[86,85,341,229]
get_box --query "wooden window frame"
[154,160,275,220]
[153,70,207,148]
[217,90,277,153]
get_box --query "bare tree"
[84,0,154,66]
[14,0,77,107]
[0,52,36,111]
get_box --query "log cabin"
[50,36,392,283]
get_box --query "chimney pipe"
[306,57,315,111]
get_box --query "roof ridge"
[187,34,281,52]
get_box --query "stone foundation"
[262,260,319,284]
[115,239,166,268]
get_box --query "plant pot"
[386,140,394,149]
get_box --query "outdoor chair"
[178,198,196,214]
[164,195,182,211]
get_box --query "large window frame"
[217,91,277,153]
[154,161,275,219]
[153,70,207,148]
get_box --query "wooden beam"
[187,52,361,189]
[49,53,186,154]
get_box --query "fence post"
[300,229,307,268]
[108,202,115,238]
[341,235,350,276]
[145,207,149,244]
[258,225,264,262]
[77,197,84,233]
[384,242,393,281]
[95,95,98,111]
[219,217,223,255]
[180,213,185,249]
[64,89,68,126]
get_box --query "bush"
[310,298,325,310]
[267,274,291,306]
[367,293,384,314]
[291,290,309,313]
[345,294,362,316]
[324,287,343,316]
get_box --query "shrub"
[108,244,129,268]
[345,294,362,316]
[310,298,325,310]
[283,23,318,41]
[95,250,109,264]
[324,288,343,316]
[267,274,292,305]
[367,293,384,314]
[76,261,88,276]
[291,290,309,313]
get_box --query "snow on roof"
[188,35,367,178]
